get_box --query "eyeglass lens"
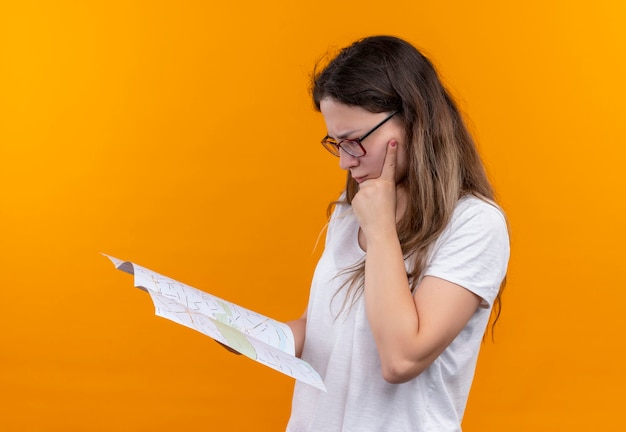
[323,139,364,157]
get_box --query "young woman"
[286,36,510,431]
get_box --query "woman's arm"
[353,142,482,383]
[365,242,480,383]
[286,308,307,358]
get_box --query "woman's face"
[320,98,408,184]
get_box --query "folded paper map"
[104,254,325,391]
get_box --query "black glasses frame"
[320,111,398,157]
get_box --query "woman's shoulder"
[437,194,510,252]
[426,194,510,306]
[452,194,507,228]
[329,191,351,216]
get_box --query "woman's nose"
[339,148,359,170]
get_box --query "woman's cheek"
[372,148,388,178]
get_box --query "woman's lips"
[353,175,367,184]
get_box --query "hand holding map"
[104,254,325,391]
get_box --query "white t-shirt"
[286,195,510,432]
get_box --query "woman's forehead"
[320,99,382,137]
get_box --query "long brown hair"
[312,35,506,328]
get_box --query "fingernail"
[390,141,397,148]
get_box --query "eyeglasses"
[320,111,398,157]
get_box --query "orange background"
[1,1,625,430]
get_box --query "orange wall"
[1,1,625,430]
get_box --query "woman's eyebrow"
[330,129,361,140]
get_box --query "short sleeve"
[423,197,510,308]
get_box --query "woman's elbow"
[380,358,429,384]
